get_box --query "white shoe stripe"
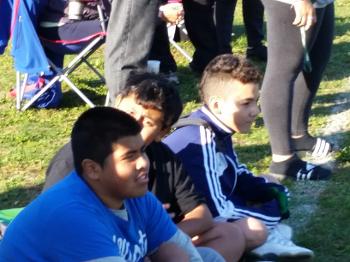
[306,169,313,180]
[312,138,322,157]
[312,138,331,158]
[320,141,331,157]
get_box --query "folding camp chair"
[11,0,107,111]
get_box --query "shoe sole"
[246,253,314,262]
[269,170,332,181]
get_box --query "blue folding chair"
[5,0,107,110]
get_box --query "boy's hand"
[267,185,290,219]
[292,0,316,31]
[159,3,184,25]
[255,183,290,219]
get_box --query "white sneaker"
[249,227,314,260]
[276,223,293,240]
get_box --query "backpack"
[22,76,63,109]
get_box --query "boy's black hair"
[118,72,183,129]
[199,54,262,104]
[71,107,141,176]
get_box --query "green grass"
[1,1,350,260]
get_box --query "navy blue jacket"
[164,106,288,227]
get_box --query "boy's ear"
[208,96,223,115]
[154,126,171,142]
[81,159,102,180]
[114,94,123,108]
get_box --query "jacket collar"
[199,106,234,135]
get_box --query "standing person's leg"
[183,0,219,74]
[291,4,335,155]
[260,0,331,180]
[261,0,304,156]
[105,0,159,104]
[149,20,178,74]
[243,0,267,61]
[40,20,103,69]
[213,0,237,54]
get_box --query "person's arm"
[164,125,236,220]
[161,144,213,237]
[143,193,202,262]
[150,242,189,262]
[177,204,213,238]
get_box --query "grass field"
[0,1,350,261]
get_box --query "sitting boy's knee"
[214,221,244,242]
[234,217,268,249]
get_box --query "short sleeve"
[172,154,206,215]
[142,193,177,252]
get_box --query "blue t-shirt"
[0,172,177,261]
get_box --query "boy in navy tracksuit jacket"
[164,54,314,260]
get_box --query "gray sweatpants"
[105,0,160,105]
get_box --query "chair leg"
[83,58,105,83]
[60,74,95,108]
[16,72,29,110]
[51,58,96,108]
[21,75,61,111]
[169,38,193,62]
[16,72,21,110]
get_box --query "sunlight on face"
[116,94,165,145]
[217,80,260,133]
[99,134,150,208]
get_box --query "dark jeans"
[39,20,103,69]
[149,20,177,73]
[183,0,219,73]
[214,0,265,53]
[183,0,265,72]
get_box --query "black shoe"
[246,45,267,62]
[269,155,332,181]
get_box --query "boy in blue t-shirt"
[0,107,196,261]
[43,73,246,261]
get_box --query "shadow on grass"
[324,41,350,81]
[78,78,106,87]
[334,16,350,39]
[0,183,43,210]
[234,142,271,172]
[312,91,350,117]
[61,88,107,108]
